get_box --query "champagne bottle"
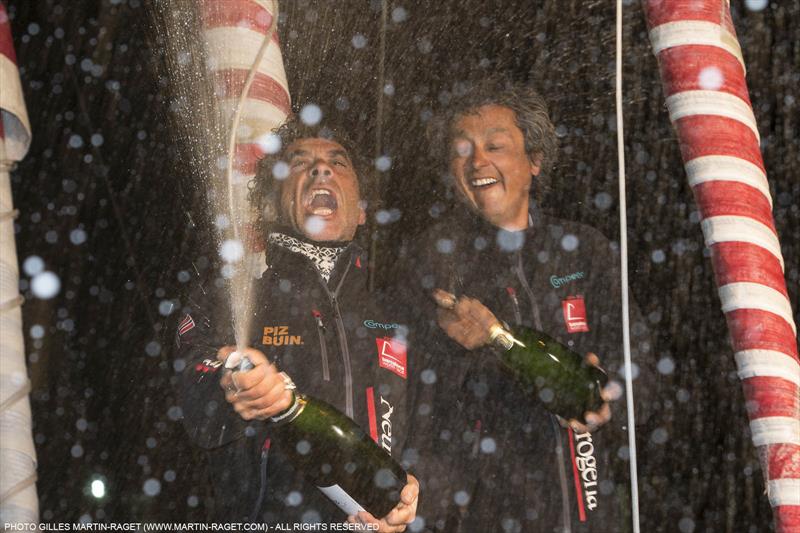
[488,325,608,421]
[235,355,407,518]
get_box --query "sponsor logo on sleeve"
[262,326,303,346]
[562,295,589,333]
[376,337,407,379]
[194,358,223,374]
[178,314,195,336]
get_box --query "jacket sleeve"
[172,277,249,449]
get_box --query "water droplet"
[300,103,322,126]
[69,228,87,245]
[31,271,61,299]
[143,478,161,497]
[698,66,724,90]
[272,161,289,180]
[351,33,367,49]
[219,239,244,263]
[23,255,45,276]
[256,132,282,155]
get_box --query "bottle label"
[317,484,366,516]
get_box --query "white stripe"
[204,27,289,90]
[685,156,771,208]
[649,21,745,72]
[701,216,784,271]
[768,479,800,507]
[666,90,760,142]
[719,282,796,334]
[252,0,276,12]
[0,55,32,162]
[217,99,287,141]
[736,350,800,387]
[750,417,800,447]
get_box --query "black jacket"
[395,207,655,533]
[175,232,409,524]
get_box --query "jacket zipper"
[551,415,573,533]
[517,251,571,530]
[312,309,330,381]
[514,251,543,330]
[506,287,523,325]
[319,257,355,419]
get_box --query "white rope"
[615,2,640,531]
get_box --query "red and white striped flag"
[1,0,38,523]
[0,1,31,160]
[200,0,290,180]
[644,2,799,531]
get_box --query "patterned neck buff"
[268,232,347,282]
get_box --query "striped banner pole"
[0,0,38,523]
[200,0,290,257]
[643,1,799,531]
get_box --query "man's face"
[279,137,366,242]
[449,105,541,230]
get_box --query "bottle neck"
[269,393,307,425]
[488,324,519,352]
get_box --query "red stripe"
[764,443,800,480]
[710,242,788,299]
[366,387,378,444]
[212,69,290,115]
[200,0,275,34]
[775,506,800,533]
[0,3,18,63]
[724,308,798,359]
[658,46,748,100]
[693,181,777,236]
[742,376,800,420]
[566,428,587,522]
[234,143,265,175]
[674,115,764,172]
[643,0,736,34]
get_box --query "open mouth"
[305,188,338,216]
[470,177,499,189]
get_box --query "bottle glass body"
[495,326,608,421]
[274,395,407,518]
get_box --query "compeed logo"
[376,337,407,379]
[363,320,400,330]
[562,295,589,333]
[262,326,303,346]
[550,271,585,288]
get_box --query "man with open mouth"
[176,116,418,531]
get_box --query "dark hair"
[428,78,558,198]
[248,115,369,229]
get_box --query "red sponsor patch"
[562,296,589,333]
[178,314,195,336]
[376,337,407,379]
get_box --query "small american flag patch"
[178,314,195,336]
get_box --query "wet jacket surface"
[175,233,409,524]
[396,207,654,533]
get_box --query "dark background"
[5,0,798,530]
